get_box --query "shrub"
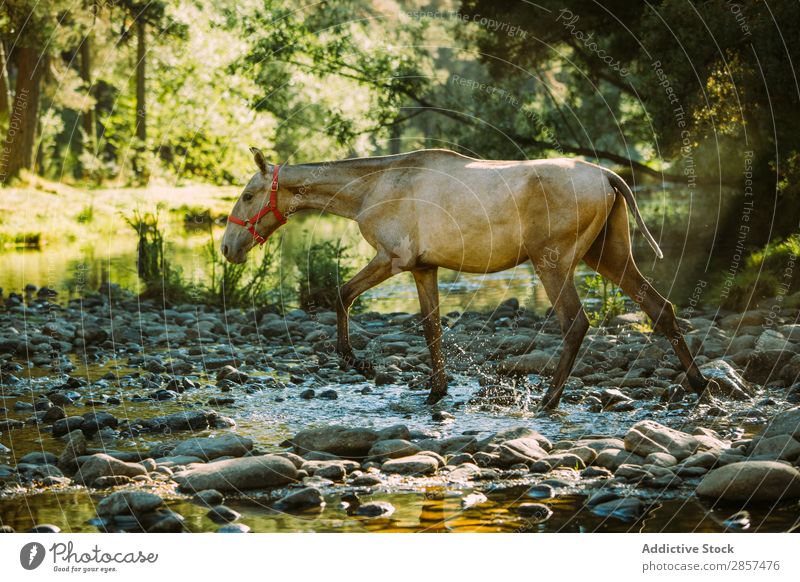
[296,239,355,311]
[124,210,189,302]
[718,234,800,310]
[581,273,627,326]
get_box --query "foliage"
[295,238,355,312]
[123,209,189,302]
[581,274,627,326]
[205,234,280,308]
[718,235,800,311]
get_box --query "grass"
[716,234,800,310]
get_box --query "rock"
[351,473,382,487]
[681,451,719,469]
[526,484,555,499]
[27,524,61,533]
[147,512,186,533]
[758,407,800,440]
[699,360,753,400]
[697,461,800,502]
[57,430,87,474]
[19,451,58,465]
[645,453,678,467]
[96,491,164,516]
[624,420,699,460]
[497,350,556,376]
[174,455,297,492]
[479,427,552,451]
[42,406,66,423]
[81,411,118,434]
[274,487,325,511]
[497,438,548,466]
[171,434,253,461]
[315,464,346,481]
[289,425,380,458]
[376,425,411,441]
[138,410,221,433]
[749,435,800,461]
[75,454,147,487]
[594,449,647,472]
[381,454,439,476]
[206,505,241,524]
[513,503,553,522]
[447,453,474,466]
[218,523,251,533]
[460,492,488,509]
[432,410,455,422]
[590,497,645,522]
[368,439,420,460]
[354,501,395,518]
[53,416,85,437]
[193,490,224,506]
[299,389,315,399]
[94,475,134,488]
[416,436,477,456]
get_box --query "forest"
[1,0,798,307]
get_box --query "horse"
[221,147,708,408]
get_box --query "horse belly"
[418,215,526,273]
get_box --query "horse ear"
[249,147,269,174]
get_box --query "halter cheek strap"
[227,164,286,245]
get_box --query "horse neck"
[283,159,381,220]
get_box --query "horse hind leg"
[582,206,707,393]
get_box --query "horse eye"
[243,193,253,202]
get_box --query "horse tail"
[605,170,664,259]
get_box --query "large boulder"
[171,434,253,461]
[174,455,296,492]
[74,454,147,487]
[624,421,700,460]
[696,461,800,502]
[288,426,379,458]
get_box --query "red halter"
[227,164,287,245]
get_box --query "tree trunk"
[135,20,146,143]
[0,46,44,182]
[80,35,96,153]
[0,43,12,123]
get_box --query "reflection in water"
[2,489,797,534]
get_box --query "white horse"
[222,148,707,408]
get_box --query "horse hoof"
[426,390,447,405]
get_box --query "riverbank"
[1,286,799,533]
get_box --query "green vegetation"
[1,0,798,310]
[581,274,627,326]
[296,239,356,312]
[123,209,188,302]
[718,235,800,311]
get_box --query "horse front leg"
[336,253,393,377]
[412,267,448,404]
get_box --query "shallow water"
[3,348,797,534]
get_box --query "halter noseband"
[227,164,286,245]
